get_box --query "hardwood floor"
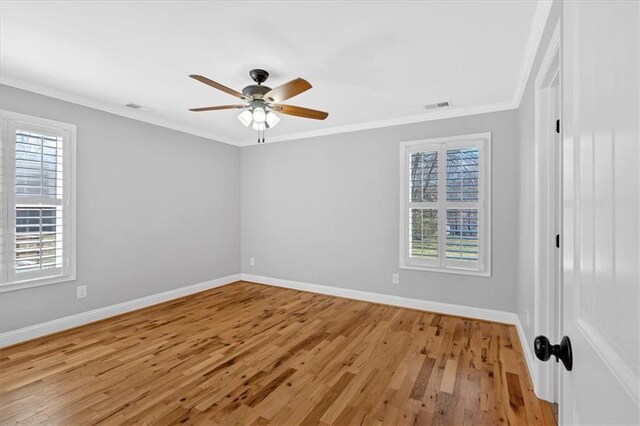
[0,281,555,425]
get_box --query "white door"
[561,1,640,425]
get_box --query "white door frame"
[533,20,562,403]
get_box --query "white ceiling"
[0,1,550,146]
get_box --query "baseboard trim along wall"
[241,273,517,324]
[0,274,241,348]
[515,317,538,393]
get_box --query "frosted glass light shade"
[252,107,266,124]
[252,122,266,131]
[237,110,252,127]
[265,112,280,128]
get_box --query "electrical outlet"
[250,257,255,266]
[392,273,400,284]
[77,285,87,299]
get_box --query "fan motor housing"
[242,84,271,99]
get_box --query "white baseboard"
[240,273,518,324]
[515,316,537,391]
[0,274,241,348]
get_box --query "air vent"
[126,103,155,112]
[424,101,451,110]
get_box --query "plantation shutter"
[1,112,75,288]
[443,144,483,271]
[407,145,440,267]
[402,134,489,274]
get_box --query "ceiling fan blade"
[263,78,312,103]
[273,104,328,120]
[189,74,250,101]
[189,105,247,112]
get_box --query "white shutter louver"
[407,149,439,266]
[14,131,64,274]
[444,147,480,267]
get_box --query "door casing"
[533,19,562,403]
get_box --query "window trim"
[1,110,77,292]
[399,132,491,277]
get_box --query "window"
[1,111,76,292]
[399,133,491,276]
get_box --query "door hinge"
[556,119,560,134]
[556,234,560,248]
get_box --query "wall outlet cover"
[250,257,255,266]
[77,285,87,299]
[392,273,400,284]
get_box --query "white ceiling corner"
[0,1,551,147]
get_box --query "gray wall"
[241,110,519,312]
[0,85,241,332]
[516,3,562,352]
[2,22,560,333]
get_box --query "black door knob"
[534,335,573,371]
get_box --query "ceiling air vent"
[126,103,155,112]
[424,101,451,110]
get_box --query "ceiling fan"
[188,69,328,143]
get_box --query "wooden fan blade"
[189,74,250,101]
[263,78,312,103]
[273,104,328,120]
[189,105,247,112]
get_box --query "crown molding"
[239,100,517,146]
[2,75,516,147]
[513,0,554,109]
[0,76,238,146]
[1,1,552,147]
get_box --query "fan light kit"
[189,69,328,143]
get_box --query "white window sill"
[0,273,77,293]
[399,263,491,277]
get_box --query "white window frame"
[399,132,491,277]
[1,110,77,292]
